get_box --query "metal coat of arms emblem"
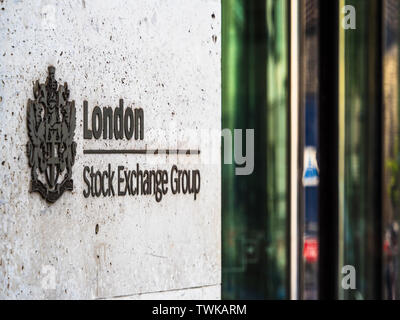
[26,66,76,203]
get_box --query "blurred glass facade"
[383,0,400,300]
[222,0,400,300]
[222,0,289,299]
[299,0,319,300]
[338,0,382,300]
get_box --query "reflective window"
[338,0,381,300]
[299,0,319,300]
[222,0,289,299]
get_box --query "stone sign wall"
[0,0,221,299]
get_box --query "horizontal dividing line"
[83,149,200,155]
[96,283,221,300]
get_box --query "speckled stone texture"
[0,0,221,299]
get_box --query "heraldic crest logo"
[26,66,77,203]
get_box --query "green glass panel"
[222,0,289,299]
[338,0,381,300]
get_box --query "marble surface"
[0,0,221,299]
